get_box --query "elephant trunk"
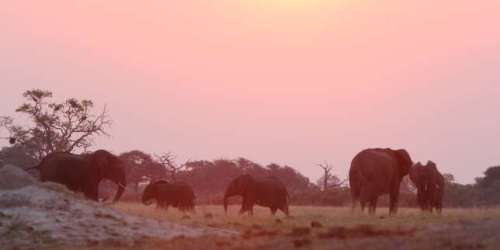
[112,171,126,203]
[223,181,239,213]
[224,187,236,213]
[224,193,229,213]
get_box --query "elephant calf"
[224,174,290,216]
[142,180,195,212]
[409,161,445,213]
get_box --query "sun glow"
[238,0,331,12]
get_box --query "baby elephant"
[224,174,290,216]
[142,180,195,212]
[409,161,445,213]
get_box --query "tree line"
[1,89,499,207]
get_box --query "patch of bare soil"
[309,219,500,250]
[317,224,415,239]
[0,165,234,250]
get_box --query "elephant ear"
[409,162,421,184]
[394,149,413,177]
[426,161,441,178]
[427,161,438,170]
[240,174,254,182]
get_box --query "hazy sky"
[1,1,500,184]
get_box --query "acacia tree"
[0,89,111,160]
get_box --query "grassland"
[58,204,500,250]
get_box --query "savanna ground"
[57,204,500,250]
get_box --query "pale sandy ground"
[0,165,234,250]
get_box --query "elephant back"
[254,177,288,207]
[38,152,86,182]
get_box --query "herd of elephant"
[30,148,444,216]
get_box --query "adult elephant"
[223,174,289,216]
[37,150,126,202]
[142,180,195,212]
[349,148,413,214]
[409,161,445,213]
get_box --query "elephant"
[349,148,413,214]
[409,161,445,213]
[142,180,195,212]
[37,149,126,202]
[223,174,289,216]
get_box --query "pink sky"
[1,1,500,183]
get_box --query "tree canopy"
[0,89,111,160]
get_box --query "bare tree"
[156,152,184,181]
[317,161,346,191]
[318,162,333,192]
[0,89,111,160]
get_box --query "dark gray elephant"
[142,180,195,212]
[224,174,289,216]
[349,148,413,214]
[409,161,444,213]
[37,150,126,202]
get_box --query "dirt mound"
[0,165,234,249]
[0,164,37,189]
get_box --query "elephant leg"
[239,206,246,215]
[351,198,358,213]
[359,186,371,213]
[368,197,378,214]
[280,204,290,216]
[389,189,400,215]
[436,203,442,214]
[425,199,432,212]
[84,181,99,201]
[249,204,254,216]
[242,195,256,216]
[239,199,250,215]
[360,200,367,213]
[351,188,360,213]
[270,207,278,215]
[163,203,170,211]
[416,191,425,211]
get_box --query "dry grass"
[52,204,500,250]
[115,203,500,229]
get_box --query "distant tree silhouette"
[155,152,184,181]
[172,158,316,204]
[475,166,500,205]
[119,150,166,191]
[266,163,312,196]
[443,173,455,183]
[317,162,332,192]
[0,89,110,160]
[316,162,345,192]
